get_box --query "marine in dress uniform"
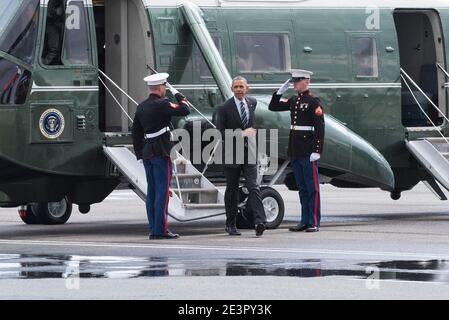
[268,70,325,232]
[131,73,190,239]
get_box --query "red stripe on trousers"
[312,161,319,226]
[163,159,170,234]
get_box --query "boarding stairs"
[406,138,449,199]
[104,146,226,221]
[402,66,449,199]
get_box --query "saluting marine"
[132,73,190,239]
[269,69,325,232]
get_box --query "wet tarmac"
[2,185,449,299]
[1,253,448,284]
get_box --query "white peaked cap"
[143,73,169,85]
[291,69,313,79]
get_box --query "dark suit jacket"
[216,96,257,167]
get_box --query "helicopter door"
[100,0,153,133]
[30,0,97,145]
[394,9,446,128]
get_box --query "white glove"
[310,153,321,162]
[137,159,143,165]
[166,82,179,96]
[276,79,291,95]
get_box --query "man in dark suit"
[216,76,267,237]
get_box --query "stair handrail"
[401,73,449,145]
[98,69,139,107]
[437,63,449,79]
[400,68,449,125]
[98,76,134,123]
[437,63,449,92]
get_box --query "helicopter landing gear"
[390,190,402,200]
[18,205,40,225]
[19,198,73,225]
[236,187,285,230]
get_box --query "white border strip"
[41,0,92,6]
[141,0,449,9]
[173,83,402,90]
[31,83,99,93]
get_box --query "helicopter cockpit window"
[0,0,40,65]
[351,37,379,78]
[62,0,91,65]
[235,33,291,73]
[42,0,91,66]
[0,58,31,105]
[42,0,66,65]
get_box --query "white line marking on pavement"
[346,278,449,286]
[0,239,448,260]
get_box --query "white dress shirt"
[234,96,250,121]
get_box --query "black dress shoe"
[255,223,266,237]
[165,231,180,238]
[225,226,242,236]
[149,231,180,239]
[289,223,308,232]
[305,225,319,232]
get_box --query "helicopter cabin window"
[235,33,291,73]
[63,0,91,65]
[351,37,379,78]
[0,59,31,105]
[42,0,65,65]
[42,0,91,66]
[0,0,40,65]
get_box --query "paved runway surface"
[1,183,449,299]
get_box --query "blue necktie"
[240,101,248,127]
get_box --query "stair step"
[173,188,218,204]
[171,174,202,188]
[173,162,186,174]
[173,188,217,193]
[426,138,449,145]
[184,203,225,210]
[425,137,449,143]
[430,144,449,153]
[425,138,449,153]
[172,173,202,178]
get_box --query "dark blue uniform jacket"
[132,93,190,160]
[268,90,325,159]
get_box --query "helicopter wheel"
[18,205,41,225]
[31,198,72,225]
[236,187,285,230]
[261,187,285,229]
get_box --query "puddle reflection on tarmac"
[0,254,448,283]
